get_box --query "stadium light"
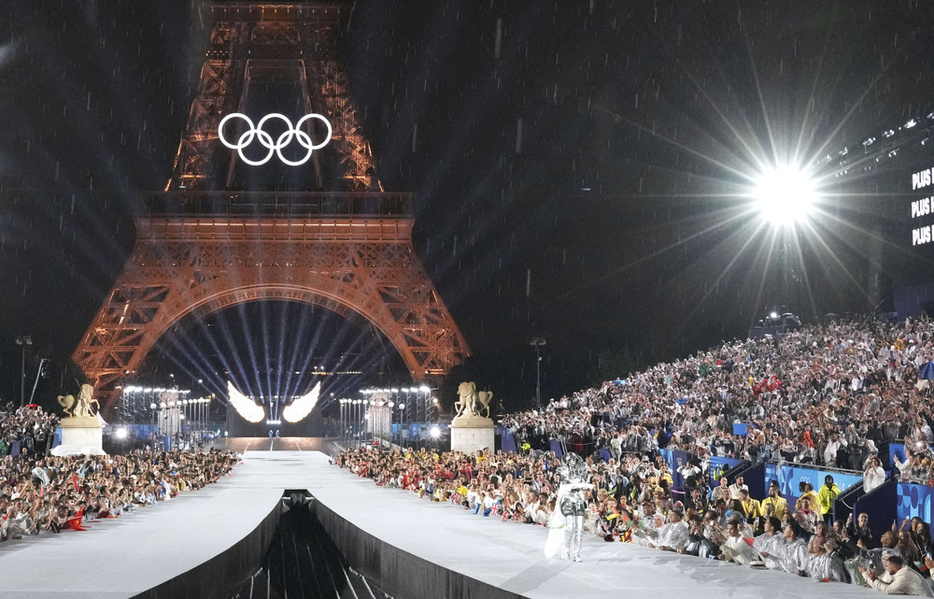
[752,164,817,227]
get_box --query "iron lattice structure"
[73,3,469,410]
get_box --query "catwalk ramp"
[0,443,882,598]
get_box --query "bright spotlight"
[429,425,441,439]
[115,428,128,440]
[753,165,817,227]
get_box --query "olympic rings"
[217,112,332,166]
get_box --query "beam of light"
[227,380,265,423]
[283,381,321,423]
[237,301,264,403]
[752,164,818,228]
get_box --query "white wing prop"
[227,381,265,423]
[283,381,321,423]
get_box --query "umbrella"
[920,361,934,380]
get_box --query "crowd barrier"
[898,481,934,537]
[709,456,743,487]
[497,432,877,518]
[658,448,689,491]
[855,479,898,541]
[500,429,519,454]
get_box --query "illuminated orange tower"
[72,2,469,410]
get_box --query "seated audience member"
[729,476,748,501]
[760,481,788,521]
[712,477,731,505]
[754,516,788,570]
[860,554,934,597]
[795,498,821,534]
[655,505,690,552]
[738,489,760,522]
[720,517,757,565]
[805,537,846,582]
[795,481,819,511]
[848,511,879,550]
[780,523,810,577]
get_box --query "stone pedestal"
[450,415,495,454]
[52,417,106,456]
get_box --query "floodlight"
[429,426,441,439]
[753,165,817,227]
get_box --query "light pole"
[530,337,546,410]
[28,358,49,406]
[15,336,32,407]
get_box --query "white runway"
[0,446,882,598]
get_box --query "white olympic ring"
[218,112,332,166]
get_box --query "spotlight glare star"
[752,165,818,227]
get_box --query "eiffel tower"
[72,2,469,411]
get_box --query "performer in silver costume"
[544,453,594,562]
[560,487,587,561]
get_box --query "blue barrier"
[659,448,689,491]
[742,462,767,500]
[709,456,742,487]
[766,464,862,509]
[856,479,898,541]
[550,439,564,458]
[500,430,519,454]
[889,444,907,470]
[764,462,778,491]
[897,482,934,539]
[774,464,861,497]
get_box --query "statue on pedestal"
[57,383,100,419]
[453,381,493,420]
[450,382,496,453]
[52,383,106,457]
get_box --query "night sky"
[2,1,934,414]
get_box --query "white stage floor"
[0,444,882,598]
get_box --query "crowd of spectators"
[336,443,934,594]
[503,315,934,481]
[0,404,239,543]
[336,314,934,595]
[0,404,59,457]
[0,447,239,541]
